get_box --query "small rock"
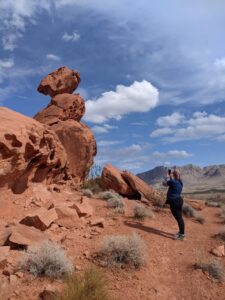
[89,218,105,228]
[20,207,58,231]
[39,286,57,300]
[9,274,17,285]
[3,269,11,276]
[15,271,23,278]
[211,245,225,257]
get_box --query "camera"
[168,169,172,175]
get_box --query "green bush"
[57,267,109,300]
[107,198,124,209]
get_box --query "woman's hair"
[172,169,181,180]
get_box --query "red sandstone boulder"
[101,164,134,197]
[20,208,58,231]
[9,224,47,248]
[37,66,80,97]
[0,246,10,268]
[72,197,94,217]
[51,120,97,185]
[122,171,163,204]
[0,107,70,194]
[55,206,80,228]
[101,163,163,204]
[34,94,85,125]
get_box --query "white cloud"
[84,80,159,124]
[98,140,121,147]
[153,150,193,159]
[0,0,50,50]
[130,121,148,126]
[62,31,80,42]
[0,58,14,69]
[46,54,61,61]
[150,127,174,138]
[214,57,225,69]
[156,112,184,127]
[216,135,225,142]
[92,124,117,134]
[151,111,225,142]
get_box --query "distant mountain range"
[137,164,225,193]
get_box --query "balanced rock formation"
[101,163,163,204]
[37,66,80,97]
[35,66,97,185]
[0,107,69,194]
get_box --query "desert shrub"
[83,177,104,194]
[98,191,122,200]
[107,198,124,209]
[216,227,225,241]
[99,234,145,268]
[133,204,153,220]
[82,189,94,198]
[57,267,109,300]
[18,240,74,278]
[113,206,125,215]
[182,204,205,224]
[194,260,225,281]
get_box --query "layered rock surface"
[101,163,163,204]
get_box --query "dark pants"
[169,197,185,235]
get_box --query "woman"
[164,169,185,240]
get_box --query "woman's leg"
[170,200,185,235]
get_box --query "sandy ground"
[0,186,225,300]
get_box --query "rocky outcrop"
[51,120,96,184]
[0,107,70,194]
[101,163,163,204]
[34,93,85,125]
[37,66,80,97]
[101,163,134,197]
[35,66,97,186]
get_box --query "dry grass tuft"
[216,227,225,241]
[107,198,124,209]
[83,177,104,194]
[82,189,94,198]
[133,204,154,220]
[206,201,221,208]
[98,191,122,200]
[99,234,145,268]
[183,204,205,224]
[18,240,74,278]
[194,260,225,281]
[57,267,109,300]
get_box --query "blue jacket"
[166,179,183,202]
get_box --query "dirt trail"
[0,190,225,300]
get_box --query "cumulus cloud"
[150,111,225,142]
[156,112,184,127]
[46,54,61,61]
[84,80,159,124]
[214,57,225,69]
[98,140,121,147]
[62,31,80,42]
[153,150,193,159]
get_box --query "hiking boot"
[174,233,185,241]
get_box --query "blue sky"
[0,0,225,173]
